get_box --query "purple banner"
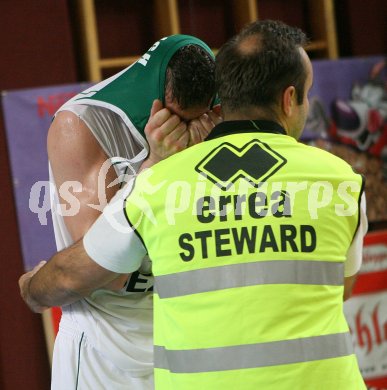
[304,55,386,140]
[2,83,90,271]
[305,56,387,223]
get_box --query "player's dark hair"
[166,44,215,110]
[216,20,308,113]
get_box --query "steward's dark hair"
[216,20,308,113]
[166,44,215,110]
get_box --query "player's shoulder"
[49,110,91,142]
[48,109,105,164]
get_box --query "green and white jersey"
[48,34,215,380]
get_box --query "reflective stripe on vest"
[154,331,353,373]
[154,260,343,299]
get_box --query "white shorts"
[51,319,154,390]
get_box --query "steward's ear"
[282,85,296,118]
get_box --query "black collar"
[206,120,287,141]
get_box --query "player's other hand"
[187,105,223,146]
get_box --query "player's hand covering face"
[144,100,222,164]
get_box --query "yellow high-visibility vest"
[125,121,366,389]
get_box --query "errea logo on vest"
[172,140,361,262]
[196,140,287,190]
[178,140,315,261]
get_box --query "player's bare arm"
[48,111,120,240]
[19,240,119,313]
[48,111,128,289]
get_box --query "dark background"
[0,1,385,388]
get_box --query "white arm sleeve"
[344,192,368,277]
[83,180,147,274]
